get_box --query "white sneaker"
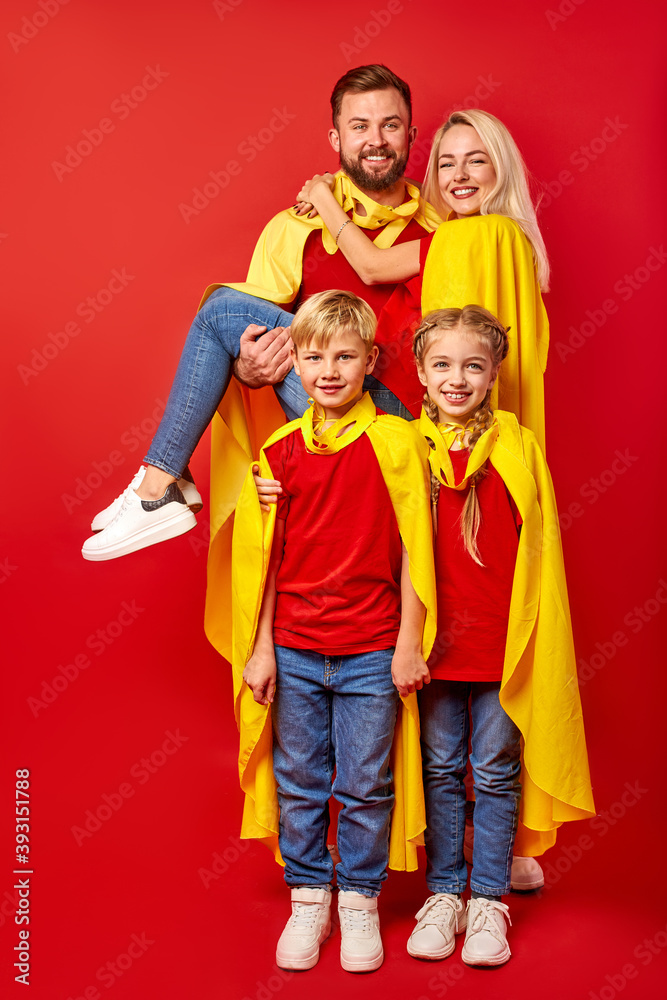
[511,856,545,891]
[82,483,196,561]
[275,887,331,971]
[90,467,203,531]
[407,893,466,960]
[338,890,383,973]
[461,897,511,967]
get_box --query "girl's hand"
[295,172,336,217]
[391,647,431,697]
[243,648,277,705]
[252,463,282,513]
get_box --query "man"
[82,63,441,561]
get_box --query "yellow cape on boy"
[229,394,438,872]
[419,407,596,856]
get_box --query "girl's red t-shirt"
[429,448,521,682]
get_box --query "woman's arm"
[297,175,421,285]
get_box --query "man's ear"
[328,128,341,154]
[365,345,379,374]
[408,125,417,149]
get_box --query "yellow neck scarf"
[418,408,499,491]
[301,392,376,455]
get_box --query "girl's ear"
[416,364,428,387]
[487,365,499,391]
[365,345,379,374]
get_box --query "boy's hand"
[243,648,277,705]
[252,463,283,513]
[391,646,431,697]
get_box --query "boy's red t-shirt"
[429,448,521,682]
[265,429,403,655]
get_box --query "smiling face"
[329,87,416,198]
[293,327,379,421]
[436,123,497,218]
[417,325,498,425]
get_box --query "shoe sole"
[340,947,384,973]
[407,920,466,961]
[511,877,544,892]
[461,943,511,967]
[82,509,196,561]
[276,920,330,971]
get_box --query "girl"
[296,109,550,448]
[405,305,594,966]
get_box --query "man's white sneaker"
[82,483,196,561]
[275,887,331,971]
[90,467,203,531]
[511,856,545,891]
[407,893,466,960]
[338,890,383,973]
[461,897,511,967]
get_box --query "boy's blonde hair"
[413,306,510,567]
[290,289,377,351]
[422,109,550,291]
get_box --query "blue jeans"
[145,287,411,478]
[271,645,399,897]
[418,680,522,897]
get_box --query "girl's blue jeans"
[271,645,399,898]
[144,287,410,478]
[418,680,522,897]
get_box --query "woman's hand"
[253,463,282,513]
[295,172,336,217]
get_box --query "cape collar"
[418,407,499,491]
[321,173,426,253]
[300,392,376,455]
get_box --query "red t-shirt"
[265,430,403,655]
[429,448,520,682]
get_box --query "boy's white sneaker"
[407,893,466,960]
[275,887,331,971]
[82,482,196,561]
[338,890,383,973]
[461,898,511,967]
[90,466,203,531]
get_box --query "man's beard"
[339,147,408,193]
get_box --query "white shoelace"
[467,899,511,943]
[339,906,373,936]
[416,893,460,927]
[287,902,324,930]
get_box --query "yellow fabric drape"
[419,408,595,855]
[421,214,549,452]
[230,395,437,871]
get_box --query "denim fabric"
[271,645,399,897]
[418,680,522,896]
[145,287,411,478]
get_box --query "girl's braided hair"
[413,306,510,565]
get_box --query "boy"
[231,290,436,973]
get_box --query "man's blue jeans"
[145,287,411,478]
[418,680,522,897]
[271,645,399,897]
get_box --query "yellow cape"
[204,175,440,662]
[421,215,549,452]
[230,394,437,871]
[419,408,595,855]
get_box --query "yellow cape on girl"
[419,407,595,855]
[229,394,437,871]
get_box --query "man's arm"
[242,518,285,704]
[392,542,431,697]
[233,323,294,388]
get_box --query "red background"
[3,1,666,997]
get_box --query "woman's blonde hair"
[422,109,550,291]
[290,289,376,351]
[413,306,510,566]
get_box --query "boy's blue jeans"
[145,287,411,478]
[272,645,399,898]
[418,680,522,897]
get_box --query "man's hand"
[234,323,293,388]
[391,645,431,698]
[243,647,277,705]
